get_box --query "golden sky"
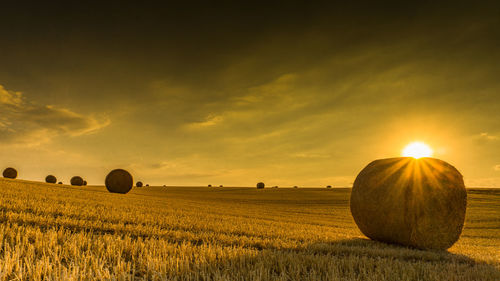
[1,2,499,187]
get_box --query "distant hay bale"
[83,180,87,186]
[274,185,279,188]
[136,181,143,187]
[350,157,467,250]
[219,185,223,187]
[45,175,57,184]
[70,176,84,186]
[146,184,149,187]
[256,182,265,189]
[326,185,332,188]
[105,169,133,194]
[58,182,62,184]
[293,186,298,188]
[2,167,17,179]
[208,184,212,187]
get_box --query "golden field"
[0,178,498,280]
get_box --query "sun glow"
[402,142,433,159]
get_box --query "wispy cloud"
[185,114,224,129]
[0,84,110,146]
[478,132,498,141]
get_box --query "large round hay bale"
[3,167,17,179]
[70,176,84,186]
[45,175,57,184]
[136,181,143,187]
[105,169,133,194]
[350,157,467,250]
[257,182,265,189]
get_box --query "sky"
[1,2,499,187]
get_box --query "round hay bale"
[257,182,265,189]
[105,169,133,194]
[293,186,298,188]
[219,185,223,187]
[326,185,332,188]
[208,184,212,187]
[3,167,17,179]
[58,182,62,184]
[146,184,149,187]
[70,176,84,186]
[136,181,143,187]
[350,157,467,250]
[45,175,57,184]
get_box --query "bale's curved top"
[70,176,84,186]
[105,169,133,194]
[3,167,17,179]
[45,175,57,184]
[350,157,467,250]
[257,182,265,189]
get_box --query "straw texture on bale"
[257,182,265,189]
[136,181,143,187]
[350,157,467,250]
[105,169,133,194]
[45,175,57,184]
[3,167,17,179]
[70,176,84,186]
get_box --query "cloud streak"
[0,85,110,146]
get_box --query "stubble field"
[0,178,498,280]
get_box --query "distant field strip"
[0,179,499,280]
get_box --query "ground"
[0,178,498,280]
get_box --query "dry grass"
[0,178,498,280]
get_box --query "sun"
[402,142,433,159]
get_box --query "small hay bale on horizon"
[70,176,84,186]
[2,167,17,179]
[45,175,57,184]
[105,169,133,194]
